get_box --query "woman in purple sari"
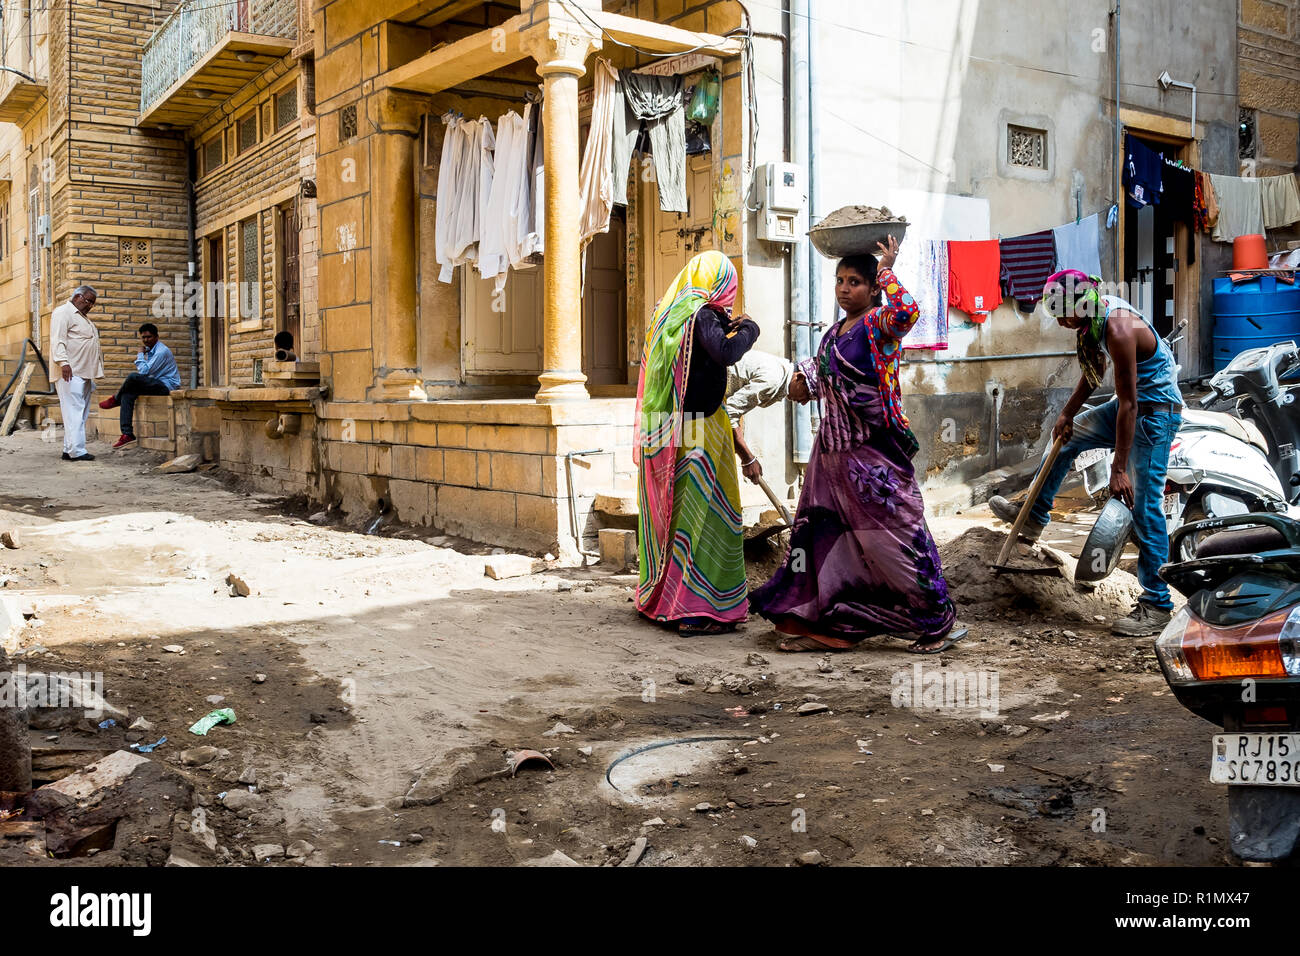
[750,239,966,654]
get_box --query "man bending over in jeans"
[99,322,181,449]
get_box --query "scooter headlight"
[1155,607,1194,683]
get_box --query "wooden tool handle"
[754,473,793,525]
[994,433,1065,567]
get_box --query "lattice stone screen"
[1008,124,1048,169]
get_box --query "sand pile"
[939,526,1143,623]
[812,205,907,229]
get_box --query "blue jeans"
[1025,399,1181,610]
[117,372,171,435]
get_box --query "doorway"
[276,200,301,351]
[582,210,628,387]
[1120,129,1199,365]
[643,153,716,300]
[205,233,226,386]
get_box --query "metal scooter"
[1157,512,1300,862]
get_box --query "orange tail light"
[1183,613,1290,681]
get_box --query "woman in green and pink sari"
[636,251,759,637]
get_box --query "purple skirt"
[750,371,955,646]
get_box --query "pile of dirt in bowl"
[812,205,908,230]
[939,526,1142,623]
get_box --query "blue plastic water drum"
[1213,274,1300,371]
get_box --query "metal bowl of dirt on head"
[807,205,909,259]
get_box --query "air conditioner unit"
[37,214,51,247]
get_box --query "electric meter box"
[755,162,805,243]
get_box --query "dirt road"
[0,430,1229,866]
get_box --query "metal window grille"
[204,136,223,173]
[276,88,298,130]
[1008,125,1047,169]
[239,216,259,319]
[238,112,258,153]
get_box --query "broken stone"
[127,717,154,732]
[238,767,257,785]
[1002,725,1030,737]
[577,746,593,756]
[745,653,769,666]
[693,802,713,813]
[406,833,424,845]
[521,849,581,867]
[817,655,835,674]
[308,511,330,525]
[642,817,665,827]
[252,673,266,684]
[618,836,647,867]
[798,850,825,866]
[225,573,250,597]
[29,750,193,863]
[987,764,1006,773]
[483,554,542,580]
[287,839,315,858]
[1,530,20,549]
[205,694,225,705]
[541,721,575,737]
[739,835,758,849]
[797,702,830,716]
[156,454,202,474]
[220,789,265,814]
[181,746,219,767]
[162,644,184,654]
[253,843,285,862]
[674,672,695,685]
[309,713,327,724]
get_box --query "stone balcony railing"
[140,0,298,116]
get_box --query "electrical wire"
[736,0,1239,99]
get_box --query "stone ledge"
[318,397,636,427]
[181,386,320,405]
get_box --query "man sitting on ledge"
[98,322,181,449]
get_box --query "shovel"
[992,433,1066,576]
[747,472,794,543]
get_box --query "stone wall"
[59,0,193,389]
[314,399,636,553]
[191,61,319,386]
[1240,0,1300,248]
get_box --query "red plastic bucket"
[1233,234,1268,271]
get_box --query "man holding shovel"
[988,270,1183,637]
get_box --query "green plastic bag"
[189,708,236,736]
[687,70,721,124]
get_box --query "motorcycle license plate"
[1162,493,1181,518]
[1210,734,1300,786]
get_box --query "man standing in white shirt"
[50,285,103,462]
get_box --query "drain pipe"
[805,0,824,438]
[788,0,813,464]
[1112,1,1122,269]
[565,448,606,559]
[186,143,199,389]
